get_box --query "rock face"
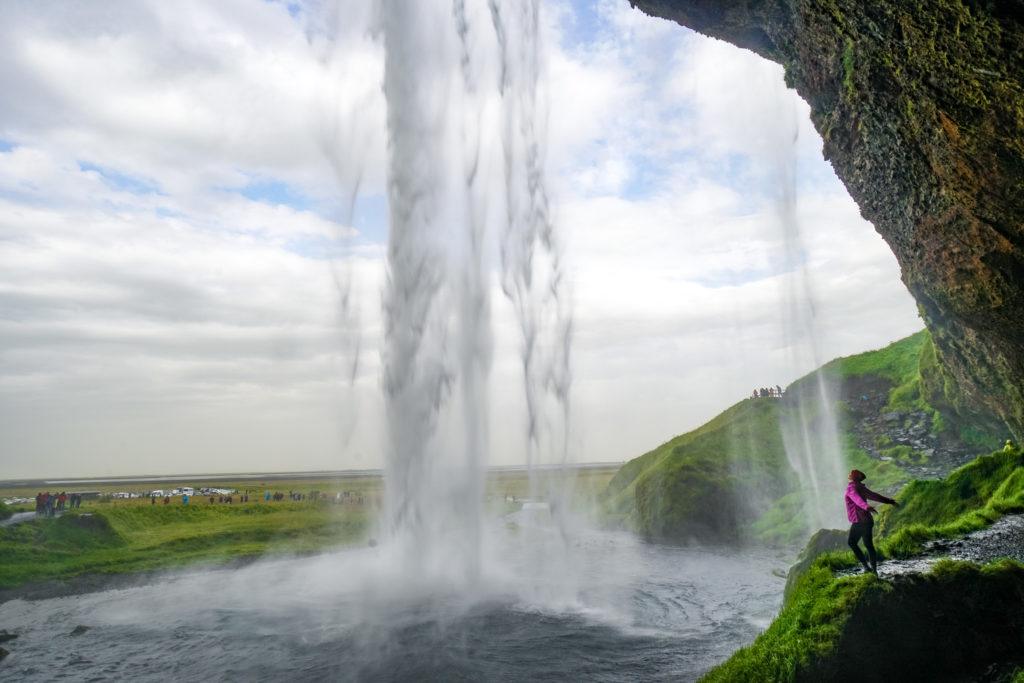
[633,0,1024,437]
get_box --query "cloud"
[0,0,922,477]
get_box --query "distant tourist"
[845,469,899,574]
[182,494,190,506]
[1005,439,1016,453]
[163,496,170,505]
[152,496,157,505]
[776,384,783,397]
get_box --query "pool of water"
[0,529,785,681]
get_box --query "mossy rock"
[783,528,849,605]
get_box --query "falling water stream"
[770,100,847,531]
[378,0,572,583]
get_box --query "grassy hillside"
[603,330,1006,545]
[602,398,791,543]
[702,444,1024,681]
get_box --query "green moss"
[844,441,907,488]
[960,424,1001,451]
[704,555,1024,682]
[842,37,855,98]
[880,444,927,465]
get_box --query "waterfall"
[770,99,847,531]
[376,0,570,582]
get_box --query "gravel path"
[838,514,1024,578]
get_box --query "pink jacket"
[845,481,896,523]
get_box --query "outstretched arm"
[863,487,897,506]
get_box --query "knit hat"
[849,469,866,482]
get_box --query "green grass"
[0,467,619,591]
[707,445,1023,679]
[602,332,930,545]
[823,330,929,385]
[702,564,887,682]
[0,500,10,521]
[878,447,1024,557]
[0,503,370,590]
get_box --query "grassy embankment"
[702,446,1024,682]
[601,330,1003,546]
[0,502,371,590]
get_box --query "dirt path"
[0,512,45,528]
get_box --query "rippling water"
[0,530,784,681]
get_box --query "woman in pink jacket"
[845,469,899,574]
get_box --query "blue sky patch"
[350,193,389,244]
[239,178,314,211]
[0,139,15,153]
[78,162,161,195]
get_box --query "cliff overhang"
[632,0,1024,437]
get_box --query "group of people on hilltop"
[34,491,82,517]
[752,385,783,399]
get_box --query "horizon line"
[0,461,624,488]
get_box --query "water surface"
[0,530,784,681]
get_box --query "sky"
[0,0,923,478]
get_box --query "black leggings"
[848,520,877,569]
